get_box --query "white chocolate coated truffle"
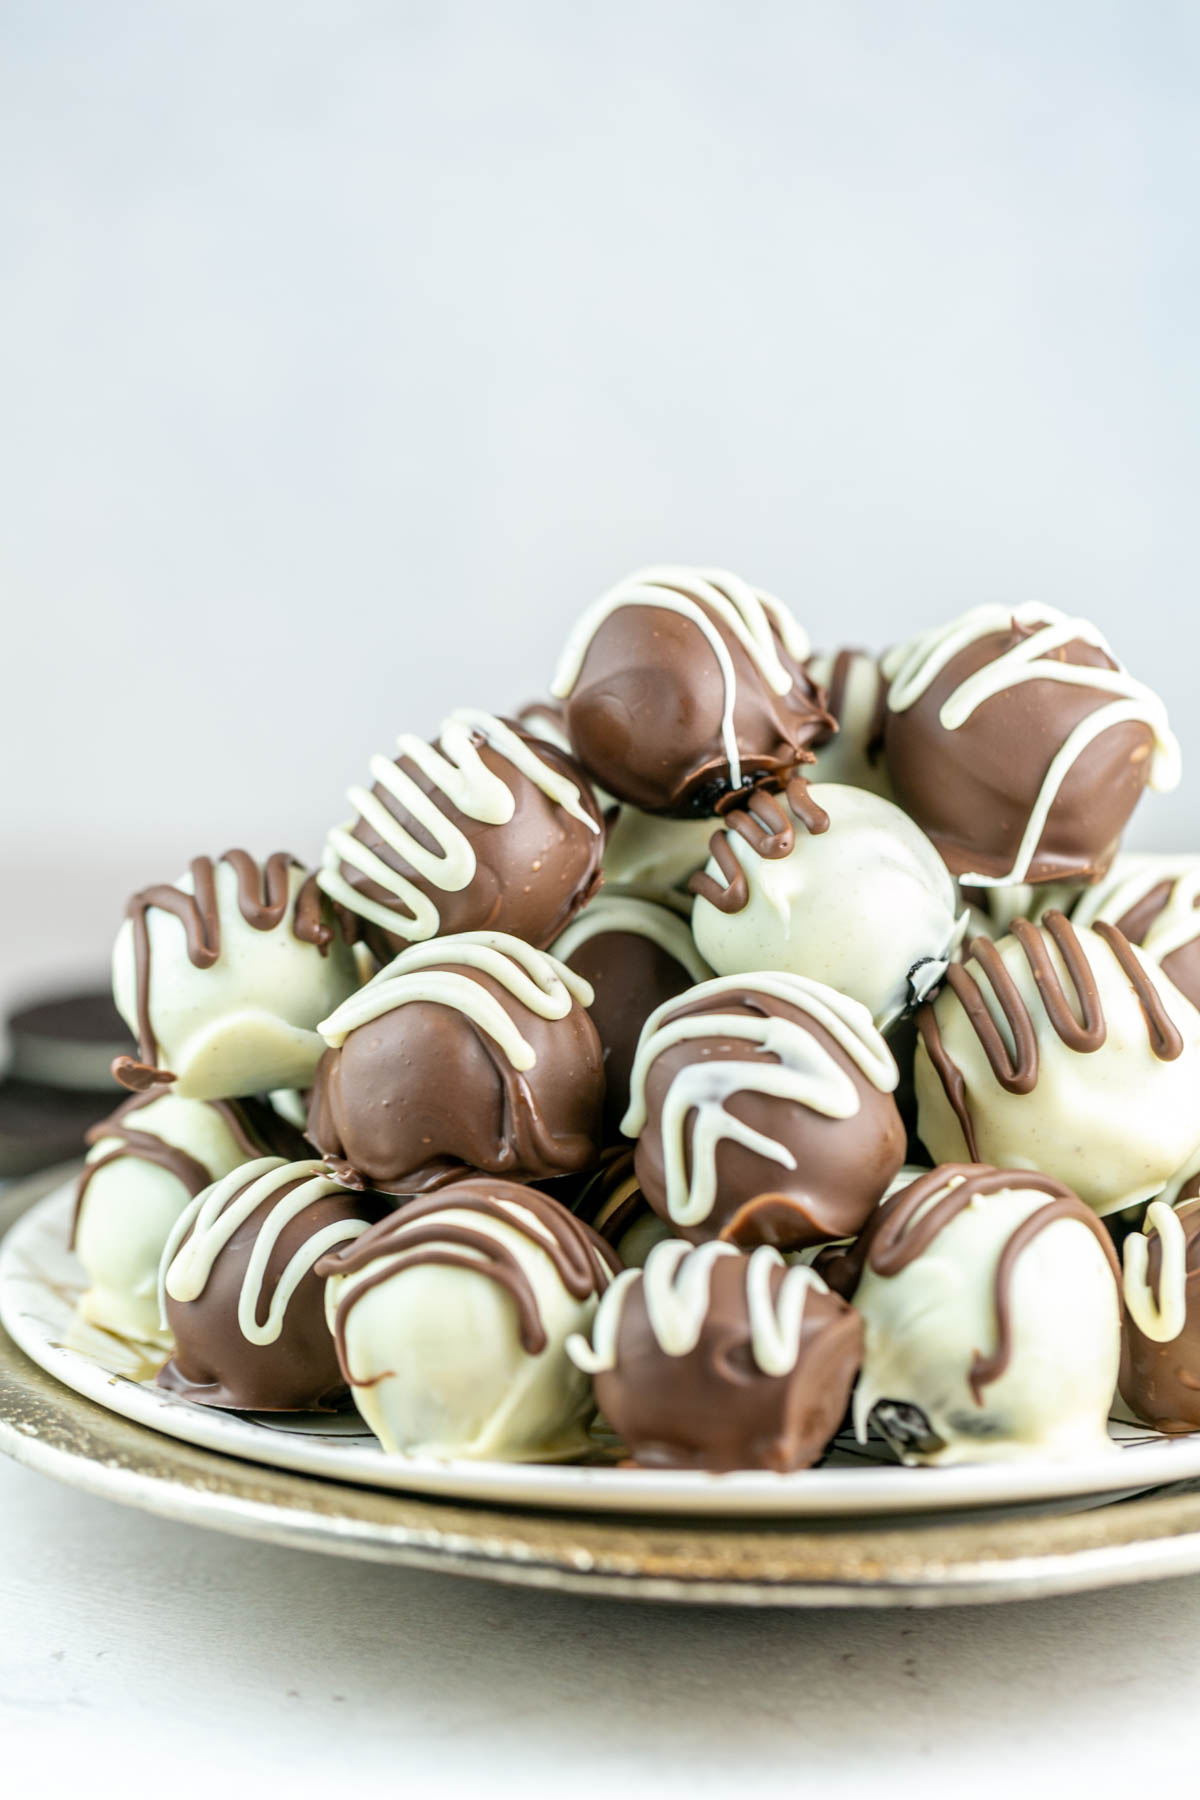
[806,650,892,798]
[602,806,717,902]
[915,914,1200,1216]
[112,853,359,1100]
[320,1182,614,1461]
[691,783,963,1029]
[74,1095,262,1343]
[852,1167,1121,1465]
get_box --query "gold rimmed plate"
[6,1167,1200,1605]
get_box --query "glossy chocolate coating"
[593,1253,862,1472]
[560,928,702,1139]
[560,602,830,816]
[634,988,906,1250]
[335,725,604,957]
[308,961,606,1194]
[1120,1196,1200,1433]
[884,624,1155,884]
[157,1174,389,1412]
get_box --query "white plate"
[5,1179,1200,1519]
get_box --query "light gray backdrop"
[2,1,1197,986]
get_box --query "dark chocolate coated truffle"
[157,1157,388,1411]
[571,1240,862,1472]
[550,567,831,816]
[318,709,605,957]
[308,932,606,1195]
[626,973,905,1251]
[881,605,1179,886]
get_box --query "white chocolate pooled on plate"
[914,912,1200,1217]
[851,1165,1122,1466]
[317,1178,617,1461]
[690,781,964,1029]
[111,851,358,1101]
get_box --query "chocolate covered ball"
[805,648,892,799]
[915,912,1200,1217]
[318,708,604,956]
[849,1165,1122,1466]
[551,566,831,816]
[690,779,963,1029]
[569,1240,862,1472]
[1121,1194,1200,1432]
[308,931,605,1194]
[73,1092,304,1344]
[600,806,717,902]
[625,972,905,1250]
[111,851,360,1099]
[157,1157,385,1411]
[551,892,710,1136]
[881,604,1180,886]
[319,1177,617,1459]
[1070,854,1200,1014]
[570,1150,673,1268]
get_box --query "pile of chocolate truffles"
[75,568,1200,1473]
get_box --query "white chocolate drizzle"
[550,566,810,790]
[550,892,712,984]
[622,972,898,1229]
[159,1157,372,1344]
[318,709,599,942]
[568,1238,831,1376]
[1071,854,1200,964]
[317,930,594,1071]
[1123,1200,1192,1343]
[881,605,1181,887]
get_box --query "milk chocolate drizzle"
[113,852,338,1091]
[852,1164,1122,1402]
[317,1184,618,1382]
[71,1094,297,1248]
[689,778,831,915]
[917,913,1184,1155]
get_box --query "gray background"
[2,0,1198,980]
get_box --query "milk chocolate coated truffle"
[73,1092,304,1343]
[626,972,905,1250]
[308,932,605,1194]
[1121,1197,1200,1433]
[551,566,831,816]
[915,913,1200,1216]
[805,649,892,799]
[551,892,710,1136]
[157,1157,385,1411]
[569,1240,862,1471]
[690,779,962,1029]
[319,1178,617,1459]
[111,851,360,1099]
[318,709,604,955]
[882,604,1180,886]
[849,1165,1122,1466]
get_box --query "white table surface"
[2,1451,1199,1797]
